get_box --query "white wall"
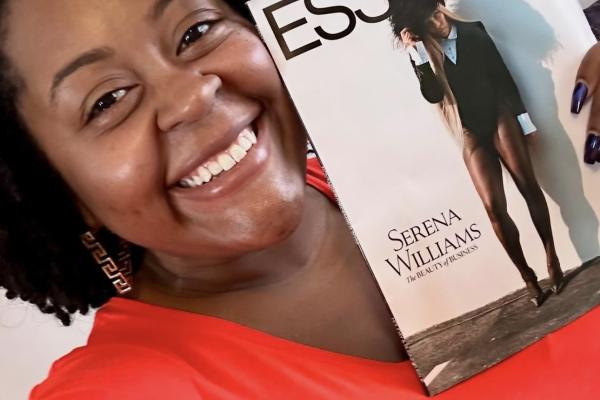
[0,290,94,399]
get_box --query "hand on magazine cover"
[573,42,600,165]
[400,28,419,48]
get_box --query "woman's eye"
[177,22,212,55]
[88,88,128,122]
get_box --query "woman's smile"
[169,110,273,202]
[176,126,257,189]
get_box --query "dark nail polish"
[572,82,588,114]
[584,133,600,165]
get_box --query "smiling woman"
[1,0,405,396]
[0,0,310,322]
[0,0,599,399]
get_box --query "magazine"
[248,0,600,395]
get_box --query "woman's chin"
[158,186,307,260]
[227,196,306,255]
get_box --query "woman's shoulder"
[29,343,203,399]
[455,20,497,50]
[456,20,487,35]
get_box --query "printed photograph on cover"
[248,0,600,395]
[584,0,600,39]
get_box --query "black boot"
[548,258,565,295]
[525,280,545,307]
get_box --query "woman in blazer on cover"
[390,0,563,306]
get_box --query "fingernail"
[572,82,589,114]
[584,133,600,164]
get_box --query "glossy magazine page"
[248,0,599,395]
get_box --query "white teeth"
[238,137,253,151]
[198,167,212,183]
[217,153,236,171]
[192,176,204,186]
[177,126,258,188]
[241,129,257,144]
[228,144,247,162]
[181,178,195,188]
[206,161,223,176]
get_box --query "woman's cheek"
[215,29,284,98]
[73,141,163,228]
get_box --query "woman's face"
[426,10,452,38]
[4,0,308,261]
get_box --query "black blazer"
[585,1,600,40]
[410,21,527,138]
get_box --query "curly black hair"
[0,0,251,326]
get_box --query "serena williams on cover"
[390,0,565,306]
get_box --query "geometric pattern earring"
[80,231,133,295]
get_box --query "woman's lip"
[168,113,270,202]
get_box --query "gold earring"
[80,231,133,295]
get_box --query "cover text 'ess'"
[263,0,391,60]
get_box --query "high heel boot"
[525,280,545,307]
[548,258,565,294]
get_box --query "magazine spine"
[305,142,430,394]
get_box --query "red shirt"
[30,159,600,399]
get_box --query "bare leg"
[495,112,564,292]
[461,131,542,303]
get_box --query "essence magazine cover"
[248,0,599,395]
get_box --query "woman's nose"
[155,72,222,132]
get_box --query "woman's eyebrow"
[151,0,175,21]
[50,47,115,103]
[49,0,176,102]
